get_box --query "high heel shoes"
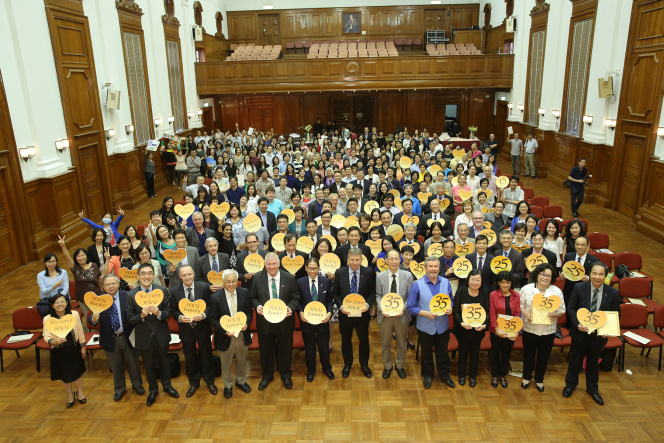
[67,396,75,408]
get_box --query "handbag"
[563,180,571,188]
[614,264,633,280]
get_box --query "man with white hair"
[185,212,215,258]
[250,252,301,390]
[468,211,485,239]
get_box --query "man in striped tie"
[89,274,144,402]
[563,262,620,406]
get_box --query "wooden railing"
[195,54,514,94]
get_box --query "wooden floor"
[1,173,664,443]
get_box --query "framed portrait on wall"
[343,13,361,34]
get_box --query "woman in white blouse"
[543,220,564,268]
[454,200,474,239]
[519,263,565,392]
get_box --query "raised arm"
[57,235,75,270]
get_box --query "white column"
[506,0,532,123]
[178,0,203,131]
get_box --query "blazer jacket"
[258,211,278,234]
[375,269,413,325]
[418,212,453,238]
[296,275,334,333]
[236,249,268,293]
[126,284,172,350]
[87,242,112,270]
[185,226,216,250]
[336,243,372,267]
[209,287,253,351]
[460,252,495,293]
[88,290,135,352]
[489,247,526,283]
[249,269,300,334]
[165,246,200,288]
[424,194,455,216]
[562,253,599,300]
[332,265,376,322]
[438,254,459,279]
[288,220,308,237]
[484,212,510,234]
[169,281,213,340]
[567,281,620,341]
[195,253,232,284]
[316,225,338,239]
[278,250,309,281]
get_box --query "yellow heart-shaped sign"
[174,203,196,219]
[44,314,76,339]
[400,241,420,255]
[455,243,475,257]
[282,255,304,275]
[496,316,523,335]
[366,240,382,256]
[84,292,114,314]
[210,202,230,219]
[296,237,314,254]
[179,299,206,317]
[163,249,187,265]
[440,199,450,210]
[207,271,225,286]
[452,149,465,160]
[401,215,420,226]
[532,293,562,312]
[219,312,247,337]
[577,308,607,332]
[119,268,139,286]
[418,192,432,204]
[135,289,164,308]
[410,261,426,279]
[458,189,474,201]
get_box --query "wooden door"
[425,9,446,31]
[495,101,508,153]
[353,95,375,133]
[259,14,280,46]
[0,156,24,275]
[616,134,646,217]
[202,107,214,132]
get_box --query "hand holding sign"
[84,292,114,314]
[577,308,607,333]
[304,301,328,325]
[174,203,196,219]
[526,254,546,272]
[462,304,486,328]
[135,289,164,308]
[380,293,404,316]
[220,312,247,337]
[532,293,562,313]
[490,256,512,274]
[343,294,366,317]
[263,299,288,323]
[562,261,586,281]
[429,293,452,315]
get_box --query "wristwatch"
[47,339,53,345]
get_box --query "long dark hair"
[312,238,333,259]
[116,235,136,261]
[161,196,175,214]
[43,253,62,276]
[47,294,72,318]
[73,248,90,265]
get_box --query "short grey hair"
[179,265,194,276]
[102,273,120,285]
[205,237,218,247]
[499,230,514,239]
[192,212,204,220]
[424,256,440,266]
[348,247,363,259]
[404,222,417,230]
[222,269,238,282]
[265,252,280,263]
[456,222,469,230]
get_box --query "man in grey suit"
[236,233,268,293]
[195,237,231,289]
[166,228,200,288]
[250,252,301,390]
[489,230,526,287]
[185,212,216,258]
[484,202,510,233]
[341,197,364,218]
[376,249,414,379]
[126,262,179,406]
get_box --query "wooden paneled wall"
[203,32,230,62]
[44,0,112,221]
[210,89,497,141]
[485,21,511,54]
[227,4,479,46]
[195,54,515,94]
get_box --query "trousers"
[511,155,521,175]
[522,331,555,383]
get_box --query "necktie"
[433,214,438,220]
[271,278,278,299]
[212,257,218,272]
[391,274,397,293]
[478,256,484,270]
[504,250,508,257]
[591,288,599,312]
[577,256,582,263]
[311,280,318,301]
[187,287,194,301]
[230,292,237,316]
[351,271,358,293]
[110,298,120,333]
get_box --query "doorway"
[259,14,280,47]
[495,100,508,154]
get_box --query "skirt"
[50,338,86,383]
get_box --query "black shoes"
[224,387,232,398]
[562,387,574,398]
[186,386,197,398]
[342,366,351,378]
[208,384,218,395]
[588,390,604,405]
[491,378,498,388]
[67,396,75,408]
[521,381,530,389]
[501,379,508,389]
[361,366,372,378]
[283,378,293,389]
[114,391,125,402]
[307,373,315,383]
[469,378,476,388]
[235,382,252,393]
[147,392,158,406]
[324,370,335,380]
[458,377,466,386]
[444,378,456,388]
[165,387,179,398]
[396,368,406,379]
[408,342,416,350]
[258,378,272,390]
[133,386,145,395]
[536,384,545,393]
[423,377,433,389]
[382,367,392,379]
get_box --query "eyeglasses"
[139,272,154,277]
[540,274,552,279]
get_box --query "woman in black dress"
[43,294,87,407]
[217,222,237,270]
[453,269,490,387]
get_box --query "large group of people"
[37,121,615,409]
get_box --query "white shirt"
[575,254,586,266]
[387,270,399,293]
[476,253,487,268]
[267,271,281,298]
[321,227,332,236]
[309,276,319,294]
[225,289,237,316]
[209,254,220,271]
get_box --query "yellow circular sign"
[331,214,347,229]
[496,176,510,189]
[271,233,285,251]
[386,225,404,242]
[452,258,472,278]
[364,200,379,214]
[525,253,547,272]
[479,228,497,246]
[399,157,412,169]
[243,213,262,233]
[344,218,360,229]
[427,243,444,258]
[380,293,404,316]
[280,208,295,224]
[321,235,337,251]
[319,253,341,275]
[429,293,452,315]
[244,254,265,273]
[304,301,327,325]
[462,303,486,327]
[376,258,389,272]
[263,298,288,323]
[562,261,586,281]
[490,256,512,274]
[343,293,366,317]
[429,165,441,175]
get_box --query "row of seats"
[227,44,281,61]
[286,39,423,53]
[307,42,399,59]
[427,43,481,56]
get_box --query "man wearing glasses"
[127,262,180,406]
[561,236,598,327]
[236,233,268,294]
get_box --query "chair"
[167,317,183,352]
[404,39,413,51]
[530,205,544,219]
[473,49,482,55]
[0,307,44,372]
[294,42,304,53]
[304,41,312,52]
[84,316,102,352]
[543,205,563,219]
[286,42,295,53]
[395,38,404,51]
[530,196,549,207]
[522,187,535,201]
[592,252,614,271]
[587,232,613,254]
[610,252,654,290]
[249,308,259,350]
[619,304,663,371]
[413,38,422,50]
[619,278,659,315]
[553,313,572,352]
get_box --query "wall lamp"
[188,111,194,118]
[168,116,175,124]
[517,104,524,112]
[551,110,560,119]
[154,117,162,126]
[197,109,203,116]
[105,129,116,139]
[658,127,664,139]
[604,119,617,130]
[19,147,36,161]
[55,139,69,152]
[538,107,545,116]
[583,115,593,126]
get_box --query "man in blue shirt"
[568,158,588,217]
[406,256,456,389]
[266,187,285,217]
[226,177,245,205]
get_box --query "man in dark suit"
[257,197,277,233]
[563,262,620,406]
[236,233,268,293]
[393,198,418,230]
[438,239,459,287]
[185,212,216,258]
[170,265,217,397]
[195,237,231,287]
[307,189,326,220]
[521,231,559,285]
[342,197,364,218]
[484,201,510,233]
[562,235,598,311]
[336,227,371,267]
[350,185,371,212]
[278,233,308,281]
[166,228,200,288]
[268,214,290,253]
[250,252,301,390]
[423,184,455,217]
[89,274,144,401]
[460,235,494,293]
[418,199,453,238]
[351,170,372,197]
[328,171,345,195]
[489,230,526,287]
[126,262,180,406]
[398,222,425,262]
[208,270,253,398]
[297,257,335,382]
[332,247,376,378]
[466,212,485,239]
[316,210,338,238]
